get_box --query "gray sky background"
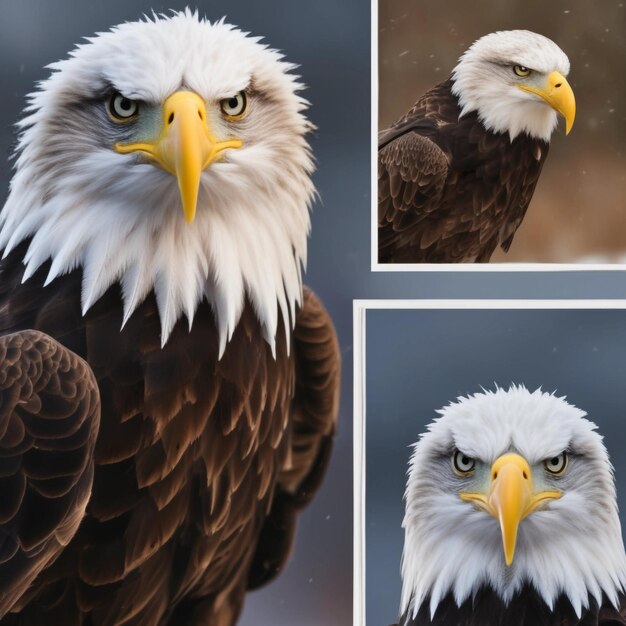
[366,307,626,626]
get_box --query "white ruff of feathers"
[0,10,314,354]
[451,30,571,141]
[401,386,626,621]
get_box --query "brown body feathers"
[378,79,549,263]
[0,242,340,625]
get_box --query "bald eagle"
[395,387,626,625]
[378,31,576,263]
[0,11,340,626]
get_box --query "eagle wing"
[247,286,340,589]
[378,121,450,260]
[0,330,99,618]
[378,77,551,263]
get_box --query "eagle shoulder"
[0,330,99,618]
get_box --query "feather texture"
[395,587,626,625]
[0,330,99,620]
[0,247,339,625]
[0,11,314,350]
[400,387,626,625]
[378,79,548,263]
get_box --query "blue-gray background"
[366,308,626,626]
[3,2,626,626]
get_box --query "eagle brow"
[439,445,463,460]
[97,82,150,105]
[489,58,534,71]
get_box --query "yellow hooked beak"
[517,71,576,135]
[460,453,561,566]
[115,91,243,223]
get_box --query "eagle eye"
[452,450,475,475]
[513,65,531,78]
[544,451,567,475]
[108,93,139,121]
[220,91,247,120]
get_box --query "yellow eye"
[220,91,247,120]
[544,451,568,475]
[514,65,531,77]
[452,450,476,476]
[108,92,139,122]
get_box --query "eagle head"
[451,30,575,141]
[401,386,626,620]
[0,10,314,353]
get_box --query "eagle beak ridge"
[115,91,243,223]
[487,453,561,566]
[487,454,533,566]
[460,453,561,566]
[518,71,576,135]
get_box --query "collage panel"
[0,1,367,625]
[375,1,626,267]
[355,301,626,625]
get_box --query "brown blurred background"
[379,0,626,263]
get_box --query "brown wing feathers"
[248,287,340,589]
[378,130,449,254]
[378,79,549,263]
[0,330,99,619]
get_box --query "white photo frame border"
[353,298,626,625]
[370,0,626,272]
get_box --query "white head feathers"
[451,30,571,141]
[401,386,626,620]
[0,10,314,354]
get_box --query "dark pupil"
[228,97,239,109]
[550,457,559,466]
[519,66,527,71]
[461,456,469,465]
[119,98,132,112]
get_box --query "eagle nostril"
[198,110,203,120]
[555,83,562,88]
[523,471,528,480]
[168,112,175,125]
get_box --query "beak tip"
[180,188,197,222]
